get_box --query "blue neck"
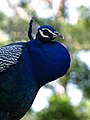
[27,39,70,88]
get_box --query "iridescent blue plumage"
[0,20,70,120]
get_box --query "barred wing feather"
[0,44,23,72]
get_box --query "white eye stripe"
[39,30,49,38]
[40,28,58,38]
[42,28,57,36]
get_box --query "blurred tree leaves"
[36,95,90,120]
[0,13,28,43]
[36,95,80,120]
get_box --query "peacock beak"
[53,31,64,39]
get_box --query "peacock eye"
[43,30,49,35]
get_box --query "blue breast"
[27,39,70,87]
[0,38,70,119]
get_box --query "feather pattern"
[0,44,23,72]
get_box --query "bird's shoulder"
[0,42,26,72]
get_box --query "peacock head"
[36,25,64,42]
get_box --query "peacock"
[0,19,70,120]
